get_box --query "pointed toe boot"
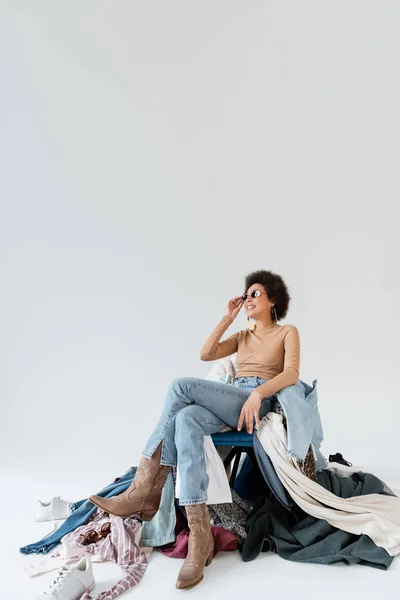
[175,503,214,590]
[89,441,171,520]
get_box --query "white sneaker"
[35,497,73,522]
[35,556,95,600]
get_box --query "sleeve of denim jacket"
[200,315,239,361]
[254,325,300,398]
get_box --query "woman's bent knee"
[170,376,196,390]
[174,405,203,430]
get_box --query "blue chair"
[211,430,256,487]
[211,430,292,508]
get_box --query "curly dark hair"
[244,269,291,321]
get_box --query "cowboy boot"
[175,503,214,590]
[89,441,171,520]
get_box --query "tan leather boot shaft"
[89,442,171,520]
[176,503,214,590]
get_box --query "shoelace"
[40,496,73,540]
[47,565,71,593]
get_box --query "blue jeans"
[142,375,275,505]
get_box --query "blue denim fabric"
[20,466,177,554]
[142,376,275,505]
[231,376,275,416]
[140,470,176,547]
[274,378,327,464]
[313,445,328,471]
[20,375,326,554]
[20,467,137,555]
[232,376,292,509]
[232,376,326,465]
[232,376,328,508]
[252,434,293,509]
[251,378,328,509]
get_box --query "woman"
[89,269,300,590]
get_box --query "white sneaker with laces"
[35,555,95,600]
[35,496,73,522]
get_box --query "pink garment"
[157,509,240,559]
[23,509,108,579]
[157,526,239,558]
[79,514,149,600]
[25,510,150,600]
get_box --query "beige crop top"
[200,314,300,398]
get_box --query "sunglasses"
[81,522,111,546]
[241,290,267,301]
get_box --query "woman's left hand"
[237,390,263,434]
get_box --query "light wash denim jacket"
[245,376,328,509]
[274,377,327,468]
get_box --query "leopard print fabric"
[179,488,252,543]
[272,401,317,482]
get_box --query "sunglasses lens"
[241,294,247,301]
[82,530,97,546]
[251,291,260,298]
[102,523,111,534]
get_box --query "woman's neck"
[253,317,276,330]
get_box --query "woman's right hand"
[225,296,245,320]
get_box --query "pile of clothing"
[20,358,400,598]
[20,468,247,599]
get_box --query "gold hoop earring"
[247,316,256,332]
[271,306,277,323]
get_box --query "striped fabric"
[69,511,149,600]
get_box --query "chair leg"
[246,447,259,470]
[229,449,242,486]
[223,448,237,469]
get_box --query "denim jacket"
[231,373,327,509]
[251,378,327,509]
[275,378,326,465]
